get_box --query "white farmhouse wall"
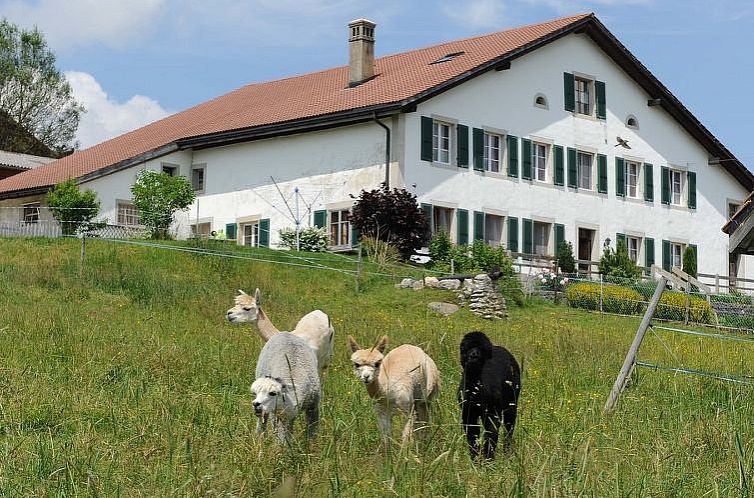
[404,32,752,279]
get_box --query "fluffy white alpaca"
[227,289,335,372]
[347,335,441,444]
[251,332,321,443]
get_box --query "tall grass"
[1,237,754,496]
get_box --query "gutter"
[372,113,391,187]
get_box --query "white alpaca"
[251,333,321,443]
[347,335,441,444]
[227,288,335,372]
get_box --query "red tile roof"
[0,13,592,196]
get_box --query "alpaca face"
[347,335,388,385]
[250,377,288,417]
[460,331,493,371]
[227,289,260,324]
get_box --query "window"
[432,121,452,164]
[627,236,640,263]
[22,203,40,224]
[534,94,548,109]
[671,242,684,269]
[577,151,593,190]
[433,206,453,237]
[626,161,640,198]
[574,77,592,115]
[729,202,741,219]
[671,170,684,205]
[483,132,502,172]
[116,202,140,226]
[191,222,211,239]
[533,143,548,182]
[191,166,205,192]
[242,222,260,247]
[162,165,178,176]
[485,214,504,248]
[329,210,351,247]
[431,51,464,64]
[626,115,639,129]
[533,222,551,256]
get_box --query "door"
[578,228,595,274]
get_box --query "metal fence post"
[79,233,86,278]
[355,245,363,293]
[599,273,604,313]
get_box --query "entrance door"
[578,228,595,274]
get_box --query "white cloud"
[0,0,167,50]
[442,0,508,28]
[65,71,170,148]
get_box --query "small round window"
[534,94,548,109]
[626,115,639,129]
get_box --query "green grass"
[2,237,754,496]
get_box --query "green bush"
[557,241,576,274]
[278,226,328,252]
[131,170,195,239]
[598,239,642,282]
[360,236,401,268]
[566,281,644,315]
[46,179,100,235]
[655,292,715,324]
[428,230,451,267]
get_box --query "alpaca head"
[250,376,291,417]
[460,331,493,371]
[347,335,388,385]
[227,288,262,324]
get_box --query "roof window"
[430,51,464,64]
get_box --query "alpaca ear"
[255,288,261,306]
[238,289,247,296]
[347,335,361,353]
[376,335,389,353]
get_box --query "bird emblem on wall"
[615,136,631,149]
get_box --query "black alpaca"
[458,331,521,459]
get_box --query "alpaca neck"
[366,379,381,399]
[255,308,280,340]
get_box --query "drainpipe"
[373,113,391,188]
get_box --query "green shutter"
[473,128,484,171]
[507,217,519,252]
[259,219,270,248]
[555,223,565,258]
[456,209,469,246]
[564,72,575,112]
[554,145,564,186]
[473,211,485,241]
[595,80,606,120]
[567,147,578,188]
[688,171,697,209]
[313,210,327,228]
[615,157,625,197]
[421,203,434,234]
[616,233,626,250]
[661,167,670,205]
[225,223,237,242]
[645,237,655,269]
[522,139,532,180]
[662,239,671,271]
[457,124,469,168]
[522,218,533,255]
[421,116,433,162]
[351,225,360,247]
[644,163,654,202]
[597,154,607,194]
[507,135,519,177]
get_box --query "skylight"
[430,51,465,64]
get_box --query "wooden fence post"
[79,233,86,278]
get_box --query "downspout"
[373,113,391,188]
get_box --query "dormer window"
[431,51,464,64]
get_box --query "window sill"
[430,162,458,172]
[483,170,514,181]
[571,112,603,122]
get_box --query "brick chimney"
[348,19,376,86]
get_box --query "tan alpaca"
[227,289,335,372]
[347,335,440,444]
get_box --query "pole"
[604,275,667,413]
[600,273,604,313]
[356,245,363,293]
[294,187,300,252]
[79,233,86,278]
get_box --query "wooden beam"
[652,265,688,291]
[729,209,754,254]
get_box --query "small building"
[0,150,55,181]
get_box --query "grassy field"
[1,237,754,497]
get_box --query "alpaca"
[251,332,321,442]
[458,331,521,460]
[347,335,440,444]
[226,288,335,372]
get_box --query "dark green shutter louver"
[688,171,697,209]
[457,124,469,168]
[554,145,564,186]
[351,225,360,247]
[313,210,327,228]
[662,239,671,271]
[644,163,654,202]
[456,209,469,246]
[420,116,433,162]
[473,128,484,171]
[421,203,433,234]
[522,138,532,180]
[567,147,577,188]
[645,237,655,269]
[661,167,670,205]
[616,157,625,197]
[259,218,270,248]
[564,72,575,112]
[507,135,519,177]
[595,80,606,120]
[508,217,519,252]
[225,223,237,242]
[522,218,533,255]
[597,154,607,194]
[473,211,485,241]
[555,223,565,258]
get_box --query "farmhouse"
[0,13,751,281]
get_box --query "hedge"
[565,282,644,315]
[655,292,715,324]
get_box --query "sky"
[1,0,753,168]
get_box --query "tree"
[131,170,195,239]
[557,241,576,274]
[350,183,429,259]
[46,179,100,235]
[0,19,84,155]
[598,238,642,282]
[682,246,697,278]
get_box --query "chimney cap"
[348,18,376,27]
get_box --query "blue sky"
[2,0,753,169]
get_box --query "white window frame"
[116,201,140,227]
[22,202,40,224]
[483,132,502,173]
[577,151,593,190]
[671,242,684,269]
[191,164,206,193]
[484,213,505,248]
[433,206,454,240]
[533,221,552,257]
[432,121,452,165]
[626,161,640,199]
[574,77,593,116]
[533,142,548,182]
[191,222,212,239]
[671,169,684,205]
[162,163,179,177]
[242,222,260,247]
[627,236,640,263]
[329,209,351,248]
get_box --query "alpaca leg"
[482,410,502,460]
[462,403,481,459]
[305,401,320,438]
[255,416,267,437]
[414,401,429,440]
[400,408,415,446]
[375,404,392,444]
